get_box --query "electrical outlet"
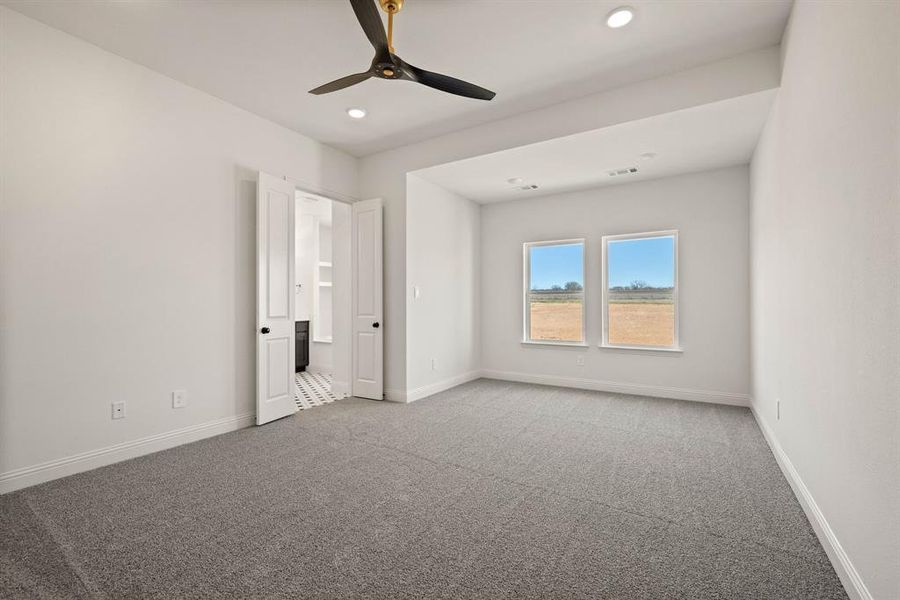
[111,401,126,420]
[172,390,187,409]
[776,398,781,420]
[576,355,585,367]
[431,358,437,371]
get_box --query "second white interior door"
[351,198,384,400]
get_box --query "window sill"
[521,340,589,348]
[598,343,683,353]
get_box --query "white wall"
[330,200,352,397]
[404,176,481,400]
[480,167,751,403]
[361,47,781,398]
[295,196,316,323]
[749,2,899,598]
[295,196,334,372]
[0,8,358,490]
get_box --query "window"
[602,231,679,350]
[523,239,585,344]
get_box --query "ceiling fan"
[309,0,496,101]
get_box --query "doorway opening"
[255,172,383,425]
[293,190,348,409]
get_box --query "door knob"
[261,327,270,334]
[372,322,380,328]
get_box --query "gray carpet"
[1,379,847,599]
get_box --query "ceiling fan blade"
[404,63,495,101]
[349,0,389,52]
[309,72,372,95]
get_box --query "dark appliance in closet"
[295,320,309,372]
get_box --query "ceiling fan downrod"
[379,0,403,53]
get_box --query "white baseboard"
[0,412,255,495]
[385,370,482,403]
[751,407,871,600]
[384,388,405,402]
[480,369,750,406]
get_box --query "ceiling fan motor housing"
[372,55,401,78]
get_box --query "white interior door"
[256,172,298,425]
[352,198,383,400]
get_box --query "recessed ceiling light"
[507,177,524,185]
[346,107,367,119]
[606,7,634,28]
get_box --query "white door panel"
[352,199,383,400]
[357,332,376,382]
[256,172,298,425]
[265,337,291,397]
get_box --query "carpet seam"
[21,494,106,599]
[339,427,837,573]
[296,414,836,571]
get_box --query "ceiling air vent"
[519,184,539,191]
[607,166,638,177]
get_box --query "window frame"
[522,238,587,347]
[600,230,681,352]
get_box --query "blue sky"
[529,237,674,290]
[530,243,583,289]
[608,236,674,288]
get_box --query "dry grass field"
[608,302,674,346]
[529,301,674,346]
[529,301,583,341]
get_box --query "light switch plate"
[172,390,187,409]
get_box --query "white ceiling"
[2,0,791,157]
[413,90,776,203]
